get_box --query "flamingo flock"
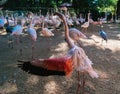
[15,12,99,94]
[0,9,108,94]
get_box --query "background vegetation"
[0,0,120,19]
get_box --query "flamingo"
[0,17,4,29]
[27,18,37,59]
[5,15,23,51]
[11,24,23,43]
[10,18,23,55]
[81,12,91,33]
[30,12,98,94]
[18,12,98,94]
[40,16,54,38]
[78,13,85,24]
[66,16,74,27]
[69,28,87,47]
[4,17,14,48]
[51,15,61,29]
[55,12,98,94]
[91,20,102,25]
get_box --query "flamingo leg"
[31,41,35,59]
[17,35,22,56]
[82,72,86,94]
[76,71,81,94]
[8,35,13,49]
[85,28,87,34]
[16,35,19,45]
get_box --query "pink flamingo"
[81,12,91,33]
[11,19,23,55]
[55,12,98,94]
[27,18,37,59]
[31,12,99,94]
[69,28,87,47]
[40,16,54,40]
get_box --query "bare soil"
[0,23,120,94]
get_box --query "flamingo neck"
[60,14,74,48]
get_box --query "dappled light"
[0,82,18,94]
[0,30,7,35]
[26,75,39,85]
[117,34,120,39]
[44,80,64,94]
[97,70,110,80]
[54,42,68,52]
[1,22,120,94]
[105,39,120,51]
[86,81,96,91]
[0,0,120,93]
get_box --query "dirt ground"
[0,23,120,94]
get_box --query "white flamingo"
[78,13,85,24]
[27,18,37,59]
[51,15,61,29]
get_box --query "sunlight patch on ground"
[62,77,73,88]
[26,75,39,85]
[117,34,120,39]
[82,34,120,52]
[49,54,56,58]
[86,81,96,91]
[107,23,120,29]
[44,80,64,94]
[104,39,120,52]
[0,30,7,35]
[97,70,110,81]
[54,42,68,52]
[0,82,18,93]
[82,34,102,46]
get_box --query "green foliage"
[3,0,118,15]
[97,0,118,13]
